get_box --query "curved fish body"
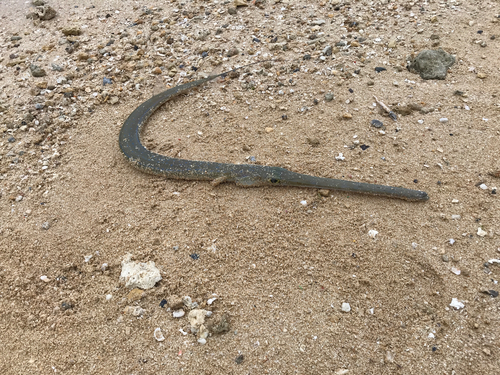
[119,66,429,201]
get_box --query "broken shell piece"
[172,309,185,318]
[154,327,165,342]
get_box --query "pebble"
[368,230,378,239]
[341,303,351,312]
[477,228,487,237]
[324,93,334,102]
[322,45,332,56]
[41,221,50,230]
[371,119,384,128]
[40,275,50,283]
[120,254,162,290]
[127,288,145,302]
[439,118,449,123]
[408,49,455,80]
[30,64,47,77]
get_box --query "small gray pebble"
[324,93,334,102]
[371,119,384,128]
[41,222,50,230]
[442,255,449,262]
[8,136,16,143]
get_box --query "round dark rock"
[235,355,244,364]
[8,136,16,143]
[190,253,199,260]
[201,51,208,58]
[360,144,369,150]
[103,77,112,85]
[159,299,168,308]
[374,67,386,73]
[371,119,384,128]
[303,54,311,60]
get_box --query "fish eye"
[270,178,279,183]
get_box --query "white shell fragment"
[154,327,165,342]
[172,309,185,318]
[341,303,351,312]
[450,298,465,310]
[477,228,487,237]
[368,230,379,239]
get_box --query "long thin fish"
[119,63,429,201]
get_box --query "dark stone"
[103,77,113,85]
[201,51,208,58]
[159,299,168,308]
[371,119,384,128]
[360,144,369,150]
[408,49,455,80]
[8,137,16,143]
[61,301,74,310]
[235,354,244,364]
[303,54,311,60]
[374,67,386,73]
[190,253,199,260]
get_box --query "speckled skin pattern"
[119,65,428,201]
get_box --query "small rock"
[108,96,119,105]
[439,118,448,123]
[322,45,332,56]
[234,0,248,6]
[127,288,145,302]
[371,119,384,128]
[477,72,487,79]
[235,354,244,364]
[41,221,50,230]
[168,295,184,309]
[342,113,352,119]
[61,27,81,36]
[120,254,162,290]
[318,189,330,197]
[188,309,208,333]
[40,275,50,282]
[324,92,334,101]
[37,5,57,20]
[227,48,239,57]
[341,302,351,312]
[408,49,455,80]
[374,67,386,73]
[388,39,397,48]
[30,64,47,77]
[368,230,378,239]
[477,228,487,237]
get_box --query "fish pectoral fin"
[235,176,262,187]
[211,176,227,187]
